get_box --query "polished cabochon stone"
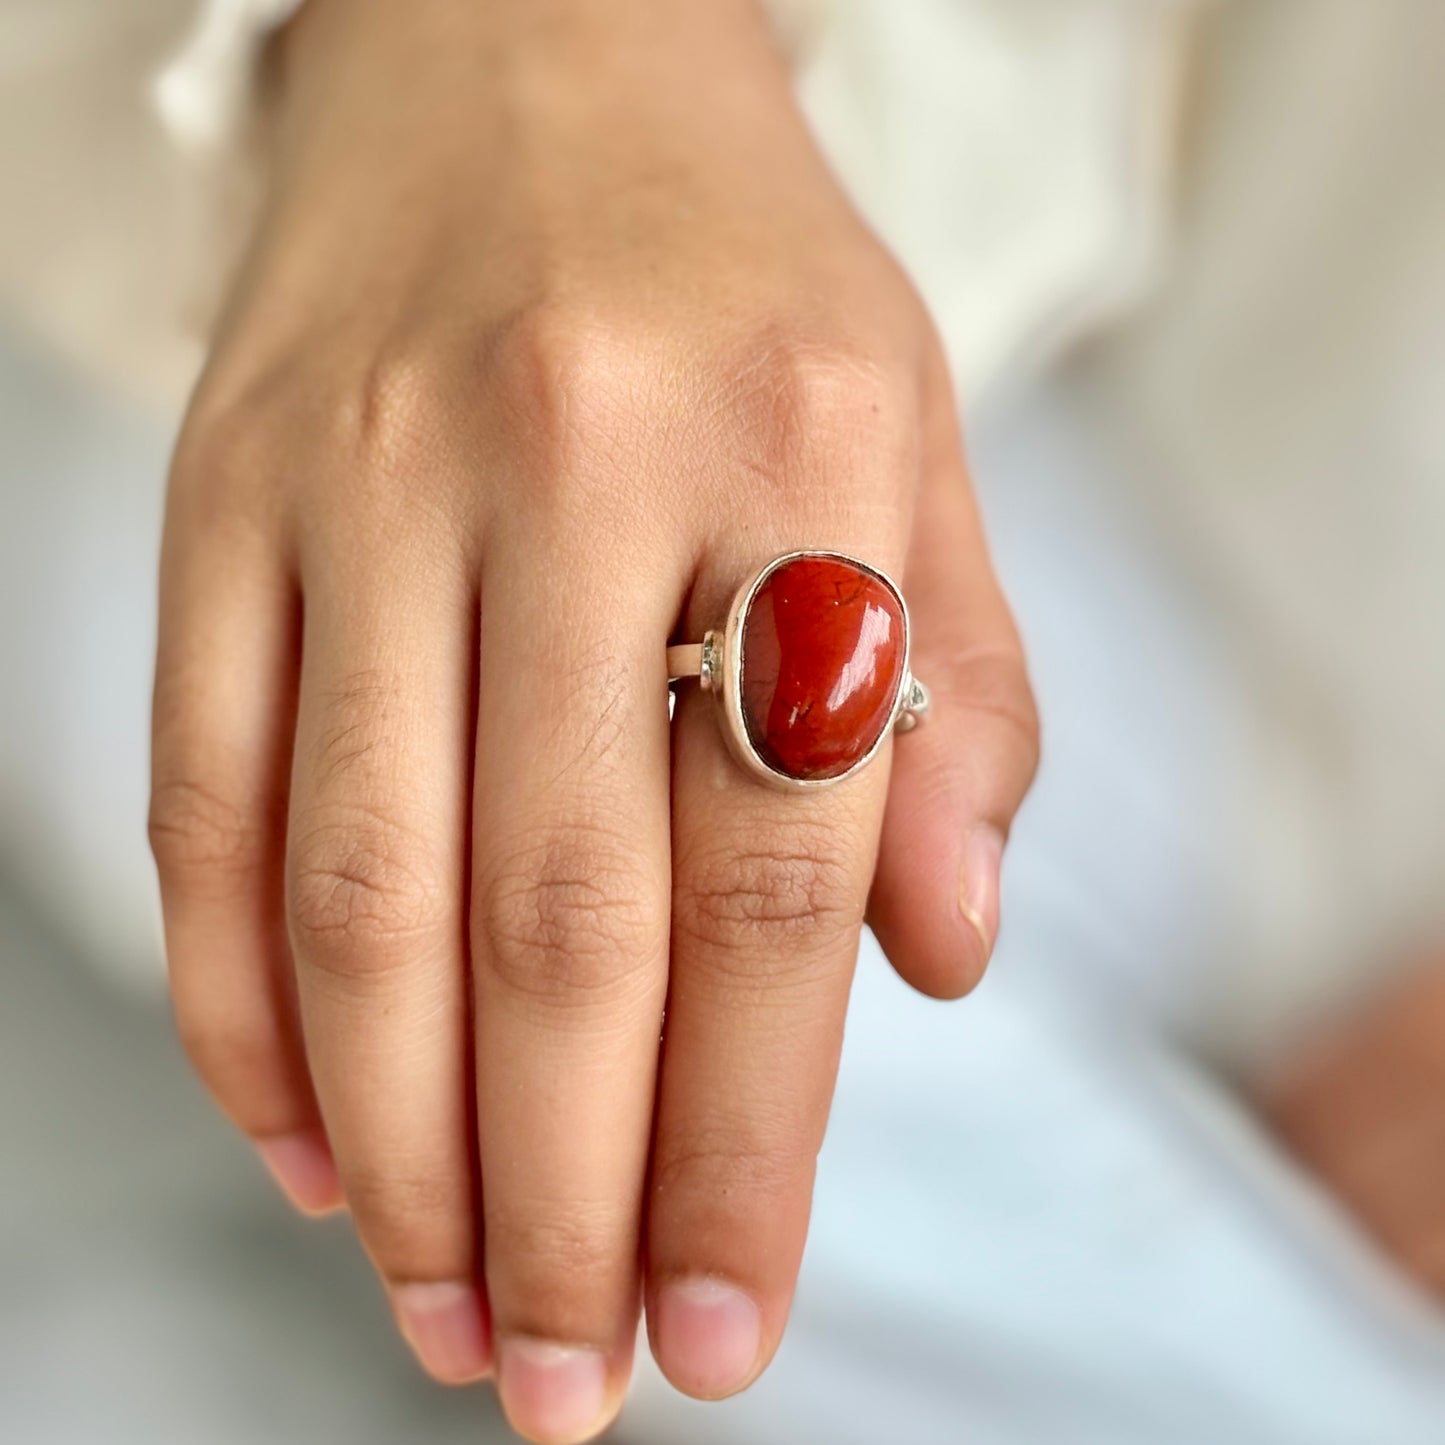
[739,555,905,782]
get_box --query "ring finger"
[649,522,909,1398]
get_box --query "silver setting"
[666,632,721,691]
[700,631,721,692]
[893,675,930,733]
[670,549,927,790]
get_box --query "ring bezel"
[712,549,913,790]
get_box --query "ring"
[667,550,930,788]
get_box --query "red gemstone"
[739,555,905,781]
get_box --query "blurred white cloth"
[154,0,301,154]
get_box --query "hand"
[1264,957,1445,1298]
[148,1,1039,1439]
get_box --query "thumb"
[868,364,1039,999]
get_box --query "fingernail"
[653,1277,761,1399]
[392,1282,492,1384]
[959,824,1004,965]
[256,1129,344,1216]
[497,1337,609,1443]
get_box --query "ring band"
[668,550,929,789]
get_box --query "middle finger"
[471,519,676,1443]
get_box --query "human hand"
[148,1,1039,1439]
[1265,957,1445,1299]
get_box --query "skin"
[147,1,1039,1440]
[1264,957,1445,1300]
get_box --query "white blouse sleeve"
[155,0,305,155]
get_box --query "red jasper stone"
[739,555,905,781]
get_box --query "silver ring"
[667,549,929,789]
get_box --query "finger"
[867,357,1040,999]
[650,527,908,1400]
[471,523,675,1445]
[149,472,339,1216]
[284,537,488,1385]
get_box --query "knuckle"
[346,1169,458,1228]
[950,646,1042,778]
[342,1166,471,1276]
[476,828,663,1009]
[653,1121,814,1207]
[341,348,452,478]
[148,778,267,892]
[735,333,915,483]
[674,834,863,961]
[486,1200,627,1290]
[177,358,465,541]
[486,304,649,490]
[286,807,445,970]
[490,304,632,410]
[310,352,475,543]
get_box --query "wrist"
[276,0,790,119]
[266,0,813,229]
